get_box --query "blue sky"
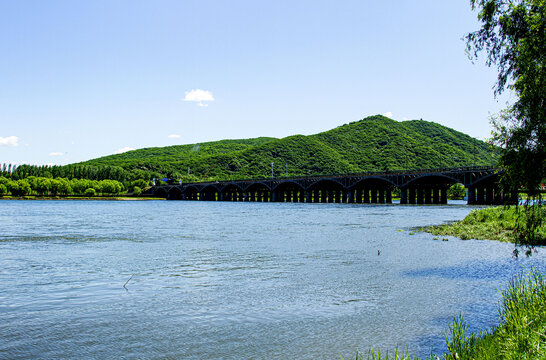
[0,1,511,165]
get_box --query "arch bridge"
[145,166,515,205]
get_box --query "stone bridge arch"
[153,187,168,199]
[467,173,513,205]
[272,181,306,202]
[220,183,244,201]
[307,179,347,203]
[183,185,199,201]
[167,186,183,200]
[401,175,458,204]
[350,177,397,204]
[245,182,272,202]
[200,184,220,201]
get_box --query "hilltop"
[80,115,499,181]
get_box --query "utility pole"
[285,162,288,177]
[188,167,190,176]
[271,162,274,178]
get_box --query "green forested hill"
[81,115,498,181]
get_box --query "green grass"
[441,268,546,360]
[348,268,546,360]
[421,206,546,243]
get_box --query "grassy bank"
[421,206,546,243]
[351,268,546,359]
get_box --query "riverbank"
[420,206,546,243]
[358,268,546,360]
[0,195,164,201]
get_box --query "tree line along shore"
[0,176,150,198]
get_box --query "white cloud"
[49,152,64,156]
[114,146,135,154]
[168,134,181,138]
[184,89,214,106]
[383,112,393,118]
[0,136,19,147]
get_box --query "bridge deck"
[146,166,514,205]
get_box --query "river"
[0,200,543,359]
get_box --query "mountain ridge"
[80,115,498,181]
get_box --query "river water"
[0,200,544,359]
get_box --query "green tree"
[35,177,51,196]
[6,180,19,196]
[16,180,31,196]
[56,178,72,195]
[70,178,87,195]
[466,0,545,251]
[49,179,62,196]
[84,188,96,197]
[133,186,142,196]
[0,183,7,197]
[448,183,466,199]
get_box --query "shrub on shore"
[422,206,546,244]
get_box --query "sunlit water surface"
[0,200,544,359]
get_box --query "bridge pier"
[477,187,485,205]
[441,187,447,204]
[408,188,416,204]
[467,186,476,204]
[363,189,370,204]
[486,186,494,204]
[424,187,431,204]
[400,188,407,204]
[416,188,424,204]
[432,187,440,204]
[347,190,354,204]
[386,190,392,204]
[370,189,377,203]
[377,189,384,204]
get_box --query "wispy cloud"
[49,152,64,156]
[184,89,214,107]
[383,112,393,118]
[0,136,19,147]
[114,146,135,154]
[168,134,181,139]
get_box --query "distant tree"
[131,179,149,191]
[448,183,466,199]
[35,178,51,196]
[16,180,31,196]
[56,178,72,195]
[0,184,7,197]
[84,188,96,197]
[49,179,62,196]
[6,180,19,196]
[466,0,545,251]
[70,179,87,195]
[133,186,142,196]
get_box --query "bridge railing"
[169,165,499,187]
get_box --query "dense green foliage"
[466,0,546,249]
[80,116,499,181]
[1,163,152,183]
[422,206,546,245]
[0,176,126,197]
